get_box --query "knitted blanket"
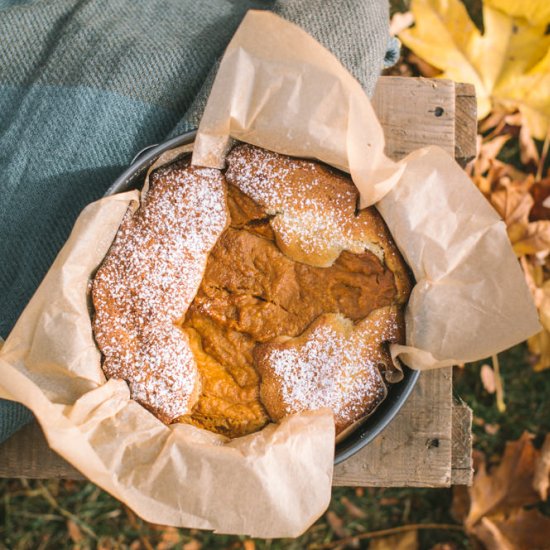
[0,0,396,443]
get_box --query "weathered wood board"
[0,77,475,485]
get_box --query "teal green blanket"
[0,0,395,443]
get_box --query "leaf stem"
[536,126,550,182]
[492,353,506,413]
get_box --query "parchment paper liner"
[0,10,540,538]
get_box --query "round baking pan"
[105,130,420,465]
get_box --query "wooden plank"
[0,77,475,485]
[0,421,84,479]
[372,76,456,161]
[0,369,462,487]
[451,402,474,485]
[333,368,453,487]
[454,83,477,167]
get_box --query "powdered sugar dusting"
[259,308,401,431]
[226,144,385,264]
[92,159,228,422]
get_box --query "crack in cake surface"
[178,145,412,437]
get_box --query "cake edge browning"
[255,306,404,434]
[91,158,229,423]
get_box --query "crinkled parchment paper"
[0,191,334,537]
[193,11,540,369]
[0,9,541,539]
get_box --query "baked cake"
[92,143,413,437]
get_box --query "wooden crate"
[0,77,476,486]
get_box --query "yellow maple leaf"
[496,48,550,140]
[485,0,550,26]
[399,0,550,138]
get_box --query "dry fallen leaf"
[326,510,349,539]
[489,179,550,257]
[369,530,418,550]
[484,423,500,435]
[480,364,496,394]
[98,538,118,550]
[399,0,550,138]
[531,179,550,221]
[390,11,415,36]
[485,0,550,26]
[519,122,540,167]
[67,519,84,543]
[473,509,550,550]
[340,496,367,519]
[522,257,550,371]
[472,134,511,179]
[157,527,181,550]
[182,540,202,550]
[533,433,550,500]
[455,434,550,549]
[466,433,540,528]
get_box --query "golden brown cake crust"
[255,307,403,435]
[176,144,413,437]
[92,159,228,423]
[93,144,413,437]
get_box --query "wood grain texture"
[0,77,475,485]
[0,421,84,479]
[454,83,477,167]
[451,402,474,485]
[0,371,466,488]
[333,368,453,487]
[372,76,456,160]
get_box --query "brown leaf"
[466,433,540,527]
[326,510,349,538]
[182,540,202,550]
[242,540,255,550]
[486,160,529,190]
[519,122,540,167]
[67,519,84,543]
[512,219,550,256]
[533,434,550,500]
[407,52,441,78]
[98,538,116,550]
[479,110,507,134]
[490,185,533,226]
[528,329,550,371]
[157,527,181,550]
[489,179,550,256]
[473,509,550,550]
[341,496,367,519]
[523,257,550,370]
[480,364,496,394]
[474,135,511,178]
[379,497,399,506]
[451,485,471,524]
[530,179,550,221]
[390,12,414,36]
[484,423,500,436]
[369,530,418,550]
